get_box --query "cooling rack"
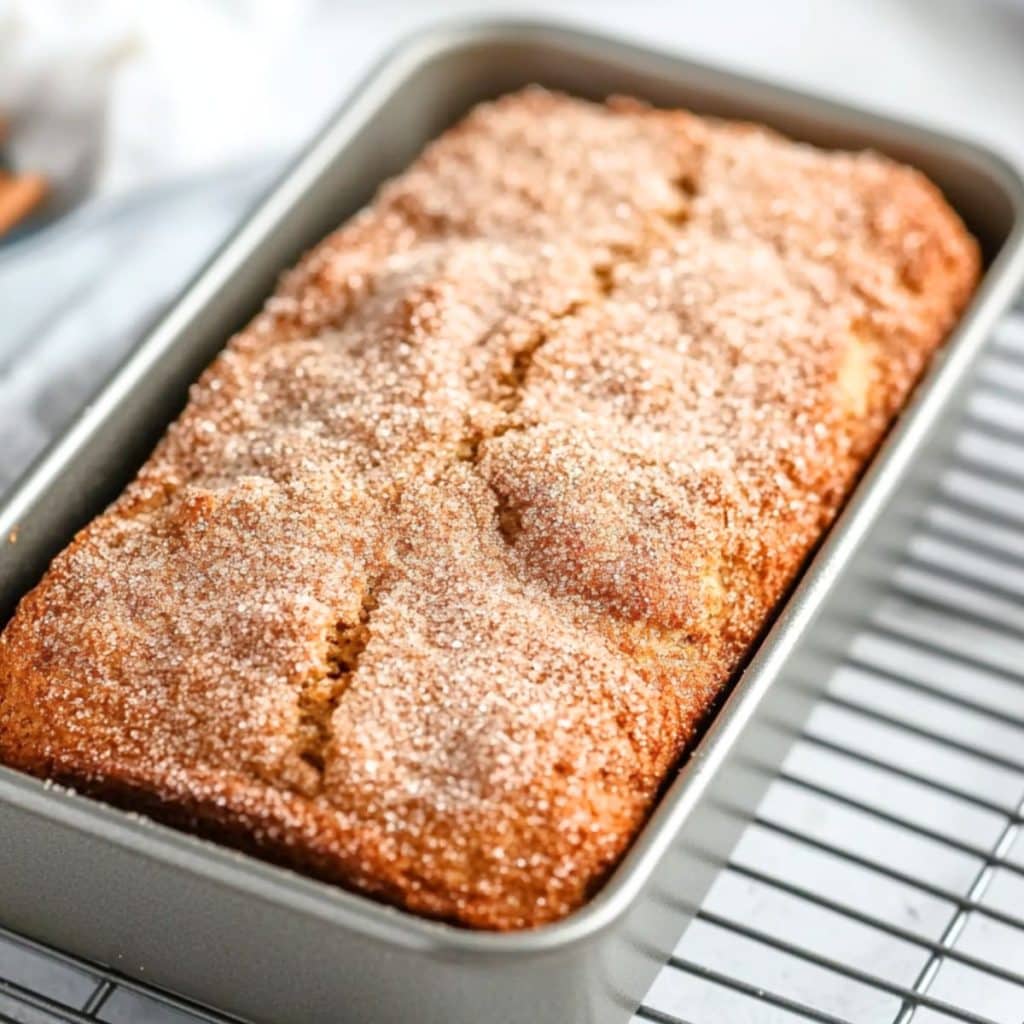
[2,300,1023,1024]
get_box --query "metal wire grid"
[1,305,1023,1023]
[636,306,1024,1024]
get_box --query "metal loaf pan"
[2,20,1023,1024]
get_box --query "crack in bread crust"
[294,592,377,794]
[0,87,980,931]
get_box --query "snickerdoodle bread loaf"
[0,89,979,929]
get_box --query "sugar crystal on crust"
[0,88,979,929]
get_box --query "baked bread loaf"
[0,90,979,930]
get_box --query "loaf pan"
[1,20,1023,1024]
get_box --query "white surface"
[3,0,1024,190]
[1,0,1023,492]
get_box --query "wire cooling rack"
[2,301,1023,1024]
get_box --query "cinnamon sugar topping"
[0,88,979,929]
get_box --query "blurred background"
[2,4,1024,1024]
[1,0,1023,491]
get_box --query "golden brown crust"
[0,89,979,929]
